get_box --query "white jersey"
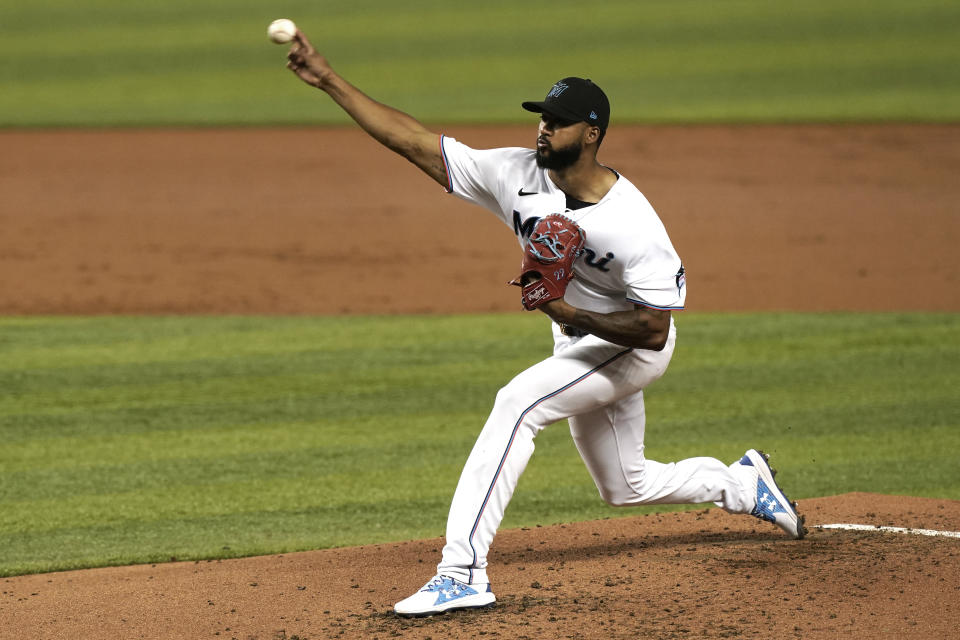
[440,137,686,315]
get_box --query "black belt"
[559,324,588,338]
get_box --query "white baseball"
[267,19,297,44]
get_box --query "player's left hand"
[510,214,585,310]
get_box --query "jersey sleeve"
[440,136,517,223]
[623,247,687,311]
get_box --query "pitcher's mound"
[3,492,958,639]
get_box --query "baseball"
[267,18,297,44]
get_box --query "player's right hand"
[286,31,333,89]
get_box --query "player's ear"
[584,125,601,146]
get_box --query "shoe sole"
[749,449,807,539]
[394,594,496,618]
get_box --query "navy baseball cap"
[522,77,610,131]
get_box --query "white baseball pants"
[437,323,757,585]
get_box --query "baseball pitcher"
[284,28,806,618]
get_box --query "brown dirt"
[1,125,957,314]
[3,494,959,639]
[1,125,958,639]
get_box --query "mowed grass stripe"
[1,0,958,125]
[0,315,530,369]
[0,364,507,418]
[0,315,542,443]
[0,497,456,577]
[1,313,957,577]
[0,454,468,532]
[3,415,478,475]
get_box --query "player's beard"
[536,139,583,170]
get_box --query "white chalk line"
[815,523,960,539]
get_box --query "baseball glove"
[510,214,586,310]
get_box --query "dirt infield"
[1,125,958,638]
[1,125,957,314]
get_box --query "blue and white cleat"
[394,574,496,617]
[739,449,807,539]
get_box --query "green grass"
[1,0,958,126]
[1,312,958,577]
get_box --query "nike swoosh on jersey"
[518,188,537,196]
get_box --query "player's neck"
[548,159,617,204]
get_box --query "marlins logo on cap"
[546,81,570,99]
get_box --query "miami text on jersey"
[513,211,615,274]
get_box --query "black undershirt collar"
[563,167,619,211]
[565,195,596,210]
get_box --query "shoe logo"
[518,188,537,196]
[426,577,479,605]
[753,479,787,522]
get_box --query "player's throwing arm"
[273,21,448,187]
